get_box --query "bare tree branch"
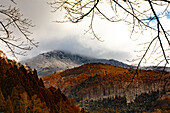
[0,1,38,58]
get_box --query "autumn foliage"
[42,63,169,97]
[0,54,81,113]
[42,63,170,112]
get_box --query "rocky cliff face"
[21,50,133,76]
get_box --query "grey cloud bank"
[2,0,136,64]
[19,36,132,63]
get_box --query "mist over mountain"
[21,50,134,76]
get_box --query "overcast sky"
[1,0,170,66]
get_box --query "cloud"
[2,0,169,67]
[19,36,132,64]
[13,0,135,63]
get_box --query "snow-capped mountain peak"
[21,50,133,76]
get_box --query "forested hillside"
[42,63,170,112]
[0,51,81,113]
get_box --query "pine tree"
[20,91,30,113]
[0,88,6,112]
[30,94,49,113]
[11,86,26,113]
[6,96,14,113]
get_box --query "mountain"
[41,63,170,112]
[21,50,133,76]
[143,66,170,72]
[0,50,81,113]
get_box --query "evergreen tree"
[6,96,14,113]
[30,94,50,113]
[20,91,30,113]
[10,86,26,113]
[0,88,6,112]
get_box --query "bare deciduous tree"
[0,0,38,58]
[48,0,170,68]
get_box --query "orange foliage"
[42,63,170,98]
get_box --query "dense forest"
[80,90,169,112]
[42,63,170,112]
[42,63,169,101]
[0,51,82,113]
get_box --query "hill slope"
[42,63,170,102]
[0,51,81,113]
[21,50,133,76]
[42,63,170,112]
